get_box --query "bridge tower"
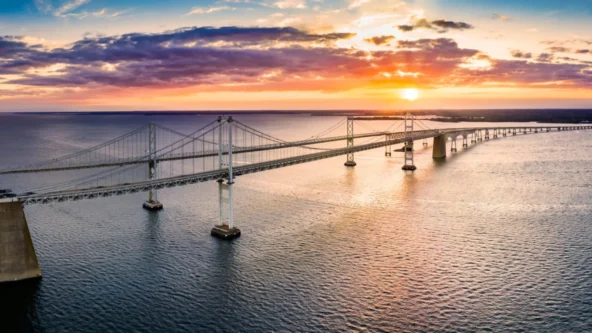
[402,113,417,171]
[344,117,356,167]
[211,117,241,240]
[143,123,163,211]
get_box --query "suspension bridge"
[1,114,590,283]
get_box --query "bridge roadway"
[2,125,588,175]
[17,125,591,205]
[0,130,394,174]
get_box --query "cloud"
[274,0,307,9]
[34,0,126,19]
[364,35,395,45]
[431,20,473,30]
[547,46,570,53]
[2,27,591,93]
[397,18,473,33]
[54,0,91,17]
[542,39,592,46]
[511,50,532,59]
[526,28,538,33]
[397,25,414,32]
[537,53,554,62]
[34,0,53,13]
[491,14,511,21]
[348,0,370,9]
[186,6,233,15]
[576,49,590,54]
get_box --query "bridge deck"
[2,125,582,174]
[18,125,592,205]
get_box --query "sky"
[0,0,591,111]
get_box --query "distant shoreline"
[3,109,592,124]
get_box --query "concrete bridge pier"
[450,136,458,152]
[0,200,42,283]
[462,135,468,148]
[384,136,392,157]
[432,135,447,159]
[485,130,490,140]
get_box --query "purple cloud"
[511,50,532,59]
[397,18,474,33]
[1,27,591,92]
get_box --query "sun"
[401,88,419,101]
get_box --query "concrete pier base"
[432,135,447,159]
[211,225,241,240]
[344,161,357,167]
[143,200,163,211]
[0,201,41,283]
[401,165,417,171]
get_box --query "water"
[1,114,592,332]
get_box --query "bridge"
[1,114,590,283]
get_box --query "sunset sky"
[0,0,591,111]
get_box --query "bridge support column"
[144,123,163,211]
[344,117,356,167]
[0,200,41,283]
[423,139,428,147]
[485,130,490,140]
[503,129,507,137]
[432,135,447,159]
[212,117,240,240]
[493,129,498,139]
[470,133,476,144]
[451,136,457,152]
[462,135,468,148]
[513,129,516,136]
[384,135,392,157]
